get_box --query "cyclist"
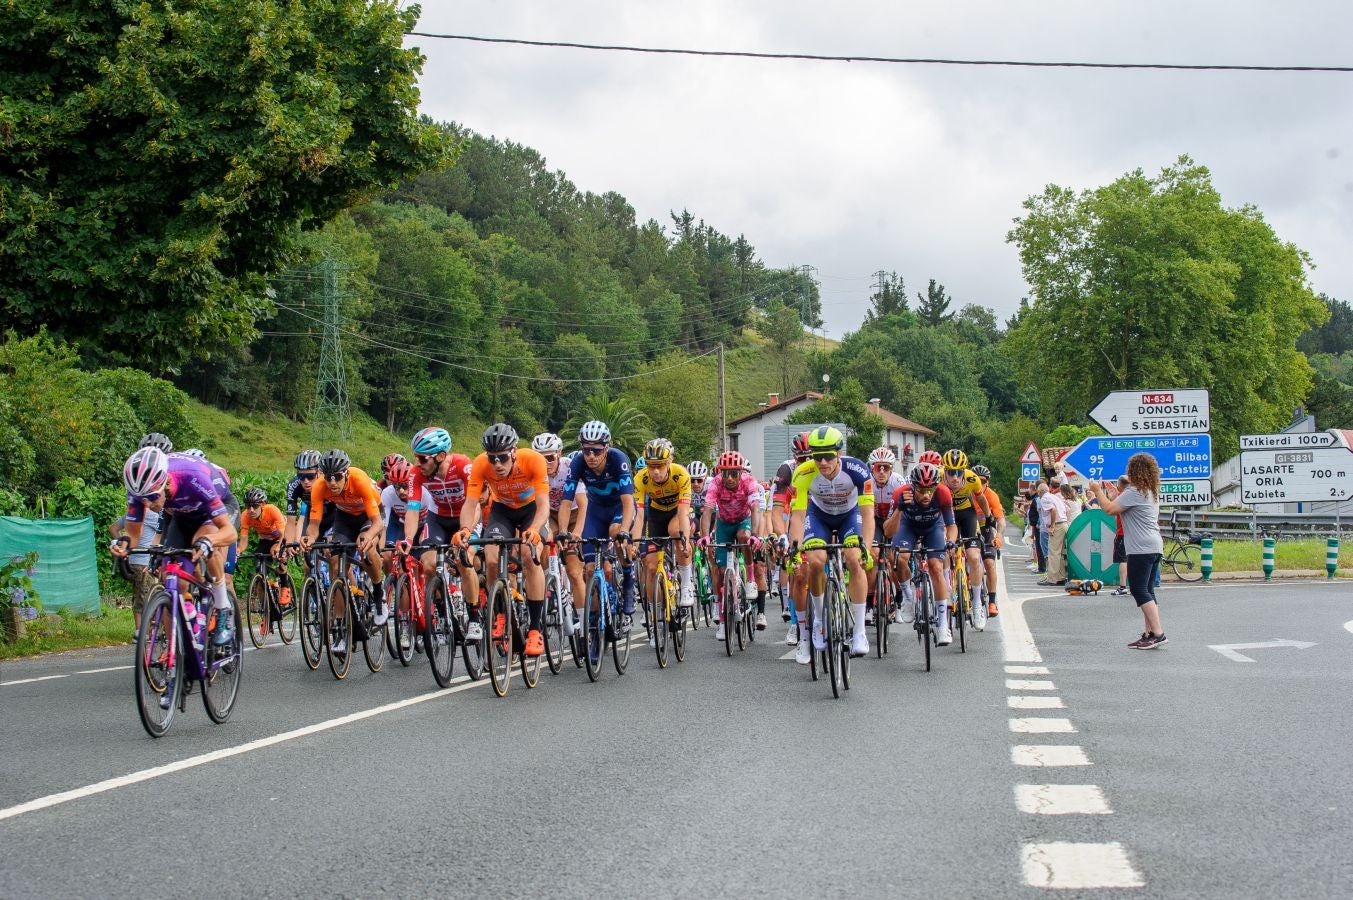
[284,450,322,550]
[632,438,695,610]
[112,447,239,647]
[788,427,875,660]
[884,462,956,644]
[974,465,1006,617]
[557,420,637,633]
[454,424,551,659]
[236,487,284,562]
[379,457,432,568]
[865,446,905,627]
[700,450,763,642]
[688,460,710,539]
[302,450,388,655]
[378,452,407,490]
[398,427,483,641]
[138,432,173,453]
[941,449,992,625]
[534,432,576,636]
[773,432,812,645]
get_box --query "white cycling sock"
[680,563,693,591]
[212,580,230,610]
[798,618,809,640]
[852,603,866,637]
[810,594,824,626]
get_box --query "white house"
[725,391,936,481]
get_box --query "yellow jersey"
[634,464,692,513]
[948,469,985,512]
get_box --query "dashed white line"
[1005,665,1051,675]
[1011,745,1091,767]
[1021,842,1145,888]
[1015,784,1112,815]
[1009,717,1077,733]
[1006,678,1056,691]
[1008,695,1066,709]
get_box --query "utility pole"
[310,257,352,447]
[717,342,727,453]
[799,264,819,350]
[872,269,888,317]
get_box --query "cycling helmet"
[481,423,518,453]
[941,449,969,470]
[138,432,173,453]
[386,457,412,487]
[123,447,169,497]
[244,487,267,507]
[381,453,407,477]
[806,426,844,453]
[910,462,942,489]
[868,447,897,466]
[791,431,811,460]
[688,460,709,479]
[319,449,350,476]
[634,456,646,469]
[643,438,674,464]
[532,432,564,454]
[294,449,321,471]
[578,420,611,444]
[918,450,943,467]
[181,448,207,460]
[972,464,991,480]
[716,450,748,472]
[410,426,451,456]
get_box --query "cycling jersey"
[870,472,906,520]
[547,463,571,513]
[307,466,381,522]
[891,483,956,527]
[948,468,985,512]
[407,454,474,518]
[380,484,434,526]
[563,448,634,506]
[467,448,549,509]
[239,504,285,542]
[704,471,762,524]
[789,457,875,516]
[126,456,226,524]
[772,458,798,508]
[981,486,1005,522]
[284,474,313,517]
[634,464,692,513]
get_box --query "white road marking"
[1009,717,1076,733]
[1015,784,1112,815]
[1,643,280,688]
[778,650,797,660]
[1008,695,1065,709]
[1345,619,1353,636]
[997,554,1043,663]
[1021,842,1144,889]
[1011,745,1091,767]
[0,674,70,687]
[1207,639,1316,663]
[1005,665,1050,675]
[1006,678,1056,691]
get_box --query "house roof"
[727,391,936,436]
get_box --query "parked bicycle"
[1164,509,1207,582]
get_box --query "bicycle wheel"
[393,574,416,667]
[362,593,387,673]
[671,600,687,663]
[135,591,180,738]
[874,570,888,658]
[488,580,512,696]
[917,580,932,673]
[458,591,486,681]
[954,564,968,654]
[1169,542,1203,582]
[824,579,841,698]
[722,576,735,657]
[612,580,631,675]
[277,568,298,645]
[326,580,353,680]
[245,573,268,649]
[519,599,542,688]
[299,576,324,670]
[584,578,604,682]
[202,593,243,724]
[651,571,669,669]
[544,573,565,675]
[568,602,584,669]
[424,577,456,688]
[382,575,399,658]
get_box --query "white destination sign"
[1240,445,1353,504]
[1158,479,1212,507]
[1239,431,1340,451]
[1088,389,1210,436]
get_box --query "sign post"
[1064,434,1212,483]
[1239,432,1353,504]
[1019,442,1042,483]
[1088,389,1210,435]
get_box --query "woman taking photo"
[1088,454,1166,649]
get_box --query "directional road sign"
[1240,431,1340,451]
[1088,389,1210,436]
[1064,434,1212,482]
[1240,443,1353,504]
[1158,478,1211,507]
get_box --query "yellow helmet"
[643,438,673,464]
[941,449,969,471]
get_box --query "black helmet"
[481,423,519,453]
[294,449,321,470]
[139,432,174,453]
[244,487,267,506]
[972,465,991,480]
[319,449,350,476]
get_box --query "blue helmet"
[411,426,452,456]
[634,456,647,469]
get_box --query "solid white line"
[1021,842,1144,888]
[997,554,1042,664]
[1015,784,1112,815]
[1009,717,1076,733]
[779,649,797,660]
[1005,679,1055,691]
[1344,619,1353,636]
[1008,695,1065,709]
[1005,665,1050,675]
[1,643,281,688]
[1011,745,1091,767]
[0,674,69,687]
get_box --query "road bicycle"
[134,546,242,738]
[578,537,631,681]
[870,540,896,658]
[692,543,713,629]
[470,537,544,697]
[950,542,972,654]
[543,539,579,675]
[311,539,386,680]
[243,549,297,648]
[802,541,855,699]
[709,540,756,656]
[297,547,332,670]
[1164,509,1207,582]
[412,541,485,688]
[903,539,945,673]
[640,535,689,668]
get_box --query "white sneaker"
[812,625,826,651]
[562,613,575,636]
[330,638,346,655]
[372,603,389,627]
[755,613,767,630]
[745,582,758,601]
[795,641,811,664]
[785,624,798,645]
[936,624,953,646]
[864,608,876,626]
[465,621,483,642]
[679,590,695,608]
[850,632,869,657]
[715,623,725,641]
[899,597,915,624]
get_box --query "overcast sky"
[408,1,1352,337]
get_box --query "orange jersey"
[240,503,285,541]
[467,448,549,510]
[308,466,381,521]
[982,486,1005,519]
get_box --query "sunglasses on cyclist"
[581,446,608,457]
[692,479,706,487]
[871,463,893,471]
[487,452,513,465]
[811,451,837,462]
[944,468,964,477]
[323,472,346,483]
[415,453,439,464]
[542,453,559,463]
[297,472,317,481]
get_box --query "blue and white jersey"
[563,448,634,506]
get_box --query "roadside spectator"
[109,508,161,632]
[1060,483,1081,525]
[1108,476,1129,595]
[1029,483,1048,574]
[1089,453,1166,649]
[1037,482,1069,585]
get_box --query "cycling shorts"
[644,506,679,542]
[892,517,947,560]
[424,513,458,547]
[713,517,752,568]
[980,522,999,561]
[802,506,862,551]
[386,517,425,548]
[331,508,374,545]
[484,500,541,543]
[580,504,624,562]
[953,506,980,545]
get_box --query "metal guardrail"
[1160,510,1348,540]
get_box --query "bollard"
[1262,537,1275,581]
[1201,536,1213,583]
[1327,536,1340,580]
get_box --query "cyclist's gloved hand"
[614,530,631,543]
[777,534,790,553]
[395,539,412,556]
[193,537,214,560]
[523,528,542,546]
[452,528,472,548]
[862,547,875,571]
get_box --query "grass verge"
[1207,537,1347,575]
[1,604,135,659]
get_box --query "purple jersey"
[126,456,227,523]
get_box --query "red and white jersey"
[407,454,474,519]
[871,472,907,519]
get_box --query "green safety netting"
[0,516,102,615]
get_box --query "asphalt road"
[2,537,1349,898]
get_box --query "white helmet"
[532,432,564,454]
[688,460,709,479]
[578,420,611,444]
[868,447,897,467]
[123,447,169,497]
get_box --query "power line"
[404,32,1353,74]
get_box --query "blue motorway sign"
[1063,434,1211,481]
[1021,463,1042,481]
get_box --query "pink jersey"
[407,454,474,519]
[705,472,762,524]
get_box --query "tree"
[1,1,452,368]
[1305,371,1353,429]
[756,301,806,396]
[784,377,884,459]
[865,272,908,322]
[916,279,954,326]
[621,352,719,463]
[1297,295,1353,355]
[562,392,652,457]
[1006,156,1327,456]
